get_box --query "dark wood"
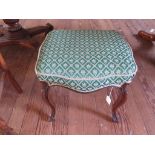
[1,19,155,134]
[0,20,54,93]
[41,82,55,122]
[0,20,53,48]
[112,84,128,122]
[1,19,54,40]
[0,53,22,93]
[138,30,155,41]
[27,23,54,37]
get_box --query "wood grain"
[0,19,155,134]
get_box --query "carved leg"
[41,82,55,122]
[0,53,22,93]
[27,23,54,37]
[138,31,155,41]
[112,84,128,122]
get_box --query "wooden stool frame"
[40,81,128,123]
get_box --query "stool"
[35,29,137,122]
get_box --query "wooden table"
[0,20,54,134]
[0,19,53,93]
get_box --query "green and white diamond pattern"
[35,30,137,92]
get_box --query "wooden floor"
[0,19,155,135]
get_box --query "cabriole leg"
[41,82,55,122]
[112,84,128,122]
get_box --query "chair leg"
[41,82,55,122]
[112,84,128,122]
[0,53,22,93]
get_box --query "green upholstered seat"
[35,30,137,92]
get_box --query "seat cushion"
[35,30,137,92]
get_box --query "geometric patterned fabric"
[35,30,137,92]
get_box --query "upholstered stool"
[35,30,137,122]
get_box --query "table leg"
[112,84,128,122]
[27,23,54,37]
[0,53,22,93]
[41,82,55,121]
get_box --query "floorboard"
[0,19,155,134]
